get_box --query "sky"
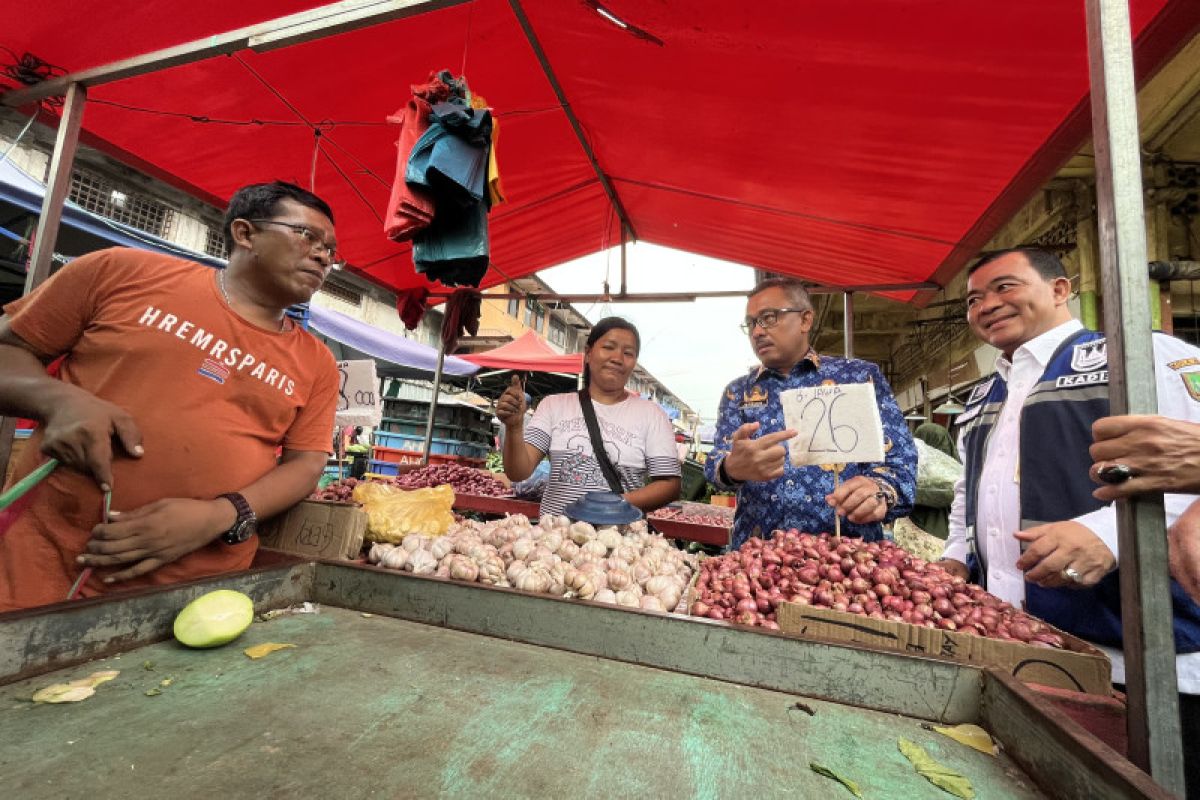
[538,243,760,424]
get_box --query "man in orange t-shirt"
[0,181,342,610]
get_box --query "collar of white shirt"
[994,319,1084,383]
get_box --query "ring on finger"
[1097,463,1136,484]
[1061,566,1082,583]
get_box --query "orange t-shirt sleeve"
[2,250,115,357]
[282,351,338,453]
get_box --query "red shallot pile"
[649,505,733,527]
[394,464,510,496]
[690,530,1065,648]
[309,477,362,502]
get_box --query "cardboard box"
[258,500,367,561]
[777,601,1112,696]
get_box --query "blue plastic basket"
[367,459,401,476]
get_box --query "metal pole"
[842,292,854,358]
[1085,0,1184,791]
[619,227,628,297]
[26,83,86,294]
[421,336,448,467]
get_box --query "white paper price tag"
[335,360,382,427]
[780,382,884,466]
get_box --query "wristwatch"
[217,492,257,545]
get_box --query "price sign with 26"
[779,382,885,466]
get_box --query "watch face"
[222,518,256,545]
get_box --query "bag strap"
[577,389,624,494]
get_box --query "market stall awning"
[458,329,583,373]
[308,303,479,379]
[4,1,1199,304]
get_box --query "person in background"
[705,277,916,548]
[937,247,1199,797]
[909,421,959,539]
[497,317,681,517]
[0,181,341,611]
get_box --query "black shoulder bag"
[577,389,624,494]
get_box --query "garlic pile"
[366,514,697,611]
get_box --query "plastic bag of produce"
[352,482,455,542]
[914,439,962,507]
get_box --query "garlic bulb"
[596,527,622,551]
[539,531,564,553]
[449,555,480,582]
[606,569,633,591]
[402,534,429,553]
[406,548,437,575]
[566,569,597,600]
[645,575,683,598]
[368,542,393,564]
[660,590,681,611]
[512,538,536,561]
[592,589,618,604]
[580,539,607,558]
[615,589,642,607]
[639,595,666,612]
[614,545,639,563]
[381,547,409,570]
[631,562,654,586]
[557,541,580,561]
[515,567,553,594]
[569,521,596,544]
[435,563,451,578]
[477,555,506,585]
[430,536,455,561]
[506,560,530,584]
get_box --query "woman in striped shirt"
[498,317,682,518]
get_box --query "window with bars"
[68,169,176,238]
[319,275,363,307]
[549,317,567,346]
[204,227,229,259]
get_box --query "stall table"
[0,558,1170,799]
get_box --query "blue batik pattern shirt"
[705,351,916,549]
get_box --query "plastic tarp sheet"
[307,303,479,379]
[458,329,583,373]
[5,1,1199,304]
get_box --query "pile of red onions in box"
[689,530,1064,648]
[393,463,511,496]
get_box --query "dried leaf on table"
[810,763,864,798]
[244,643,297,660]
[32,670,121,704]
[898,738,975,799]
[144,688,162,697]
[929,723,998,756]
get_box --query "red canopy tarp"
[5,0,1200,305]
[459,330,583,373]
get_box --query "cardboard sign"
[259,500,367,561]
[335,360,382,427]
[780,382,884,466]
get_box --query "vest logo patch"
[1070,339,1107,372]
[1182,372,1200,402]
[1168,357,1200,371]
[1056,371,1108,388]
[966,378,995,406]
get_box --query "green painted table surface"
[0,606,1046,800]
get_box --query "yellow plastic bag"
[353,482,455,542]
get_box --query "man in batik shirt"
[706,277,916,548]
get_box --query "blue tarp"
[0,158,227,268]
[308,304,479,380]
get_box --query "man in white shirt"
[939,247,1200,795]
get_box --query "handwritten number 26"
[800,396,859,453]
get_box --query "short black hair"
[968,247,1067,281]
[583,317,641,387]
[222,181,335,247]
[749,276,813,310]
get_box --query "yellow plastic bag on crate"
[353,482,455,542]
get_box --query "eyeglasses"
[740,307,808,334]
[249,219,343,267]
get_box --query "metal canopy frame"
[1,0,1186,789]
